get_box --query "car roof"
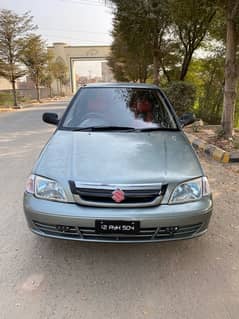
[83,82,159,89]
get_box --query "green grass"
[0,92,14,107]
[0,92,31,107]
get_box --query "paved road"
[0,101,239,319]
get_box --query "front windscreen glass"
[62,87,177,130]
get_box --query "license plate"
[95,220,140,234]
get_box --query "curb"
[186,133,239,163]
[19,97,71,109]
[0,108,15,112]
[0,97,71,112]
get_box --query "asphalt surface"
[0,101,239,319]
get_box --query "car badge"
[112,189,125,203]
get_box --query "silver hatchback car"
[23,83,213,243]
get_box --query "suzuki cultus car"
[23,83,213,243]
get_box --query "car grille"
[33,221,79,237]
[79,226,156,241]
[155,223,203,239]
[69,181,167,207]
[33,221,203,241]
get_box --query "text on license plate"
[95,220,140,234]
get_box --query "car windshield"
[62,87,178,131]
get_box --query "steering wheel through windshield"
[79,112,109,126]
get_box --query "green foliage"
[52,58,68,95]
[169,0,216,80]
[20,35,48,102]
[186,53,225,124]
[164,81,196,115]
[208,5,226,42]
[52,59,68,83]
[235,96,239,128]
[0,92,13,106]
[40,52,57,98]
[108,31,149,82]
[0,9,37,105]
[108,0,171,84]
[108,1,150,82]
[0,91,30,106]
[108,0,216,84]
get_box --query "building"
[101,62,114,82]
[47,43,113,93]
[0,77,13,90]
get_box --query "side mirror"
[179,112,196,127]
[42,113,59,125]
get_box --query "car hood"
[34,130,203,185]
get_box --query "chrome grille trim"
[70,181,165,207]
[74,182,163,190]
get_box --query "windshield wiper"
[69,126,179,132]
[135,127,179,132]
[71,126,137,132]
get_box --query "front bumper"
[23,193,213,243]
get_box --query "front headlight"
[25,175,67,202]
[170,177,210,204]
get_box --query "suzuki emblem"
[112,189,125,203]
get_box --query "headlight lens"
[170,177,210,204]
[26,174,35,194]
[202,176,211,196]
[26,175,67,202]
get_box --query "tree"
[186,52,225,124]
[155,40,182,84]
[108,24,151,82]
[0,9,36,106]
[169,0,216,81]
[108,0,216,84]
[164,81,196,115]
[20,35,48,102]
[41,52,54,98]
[144,0,171,85]
[108,0,170,84]
[52,58,68,96]
[221,0,239,137]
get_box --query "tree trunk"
[11,79,17,107]
[138,63,147,83]
[153,53,159,86]
[36,81,41,103]
[60,81,63,96]
[49,85,52,98]
[162,65,171,83]
[57,80,60,96]
[180,51,193,81]
[222,16,238,138]
[142,67,148,83]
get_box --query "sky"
[76,60,103,77]
[1,0,113,46]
